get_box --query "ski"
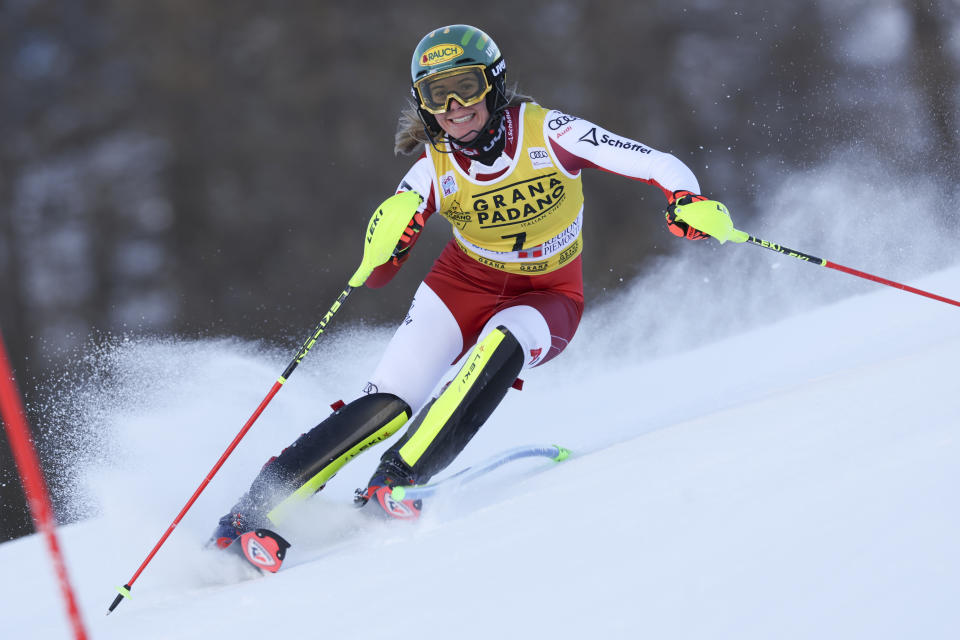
[389,444,570,503]
[217,444,569,571]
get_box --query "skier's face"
[435,98,490,143]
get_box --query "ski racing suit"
[223,102,701,528]
[353,102,701,493]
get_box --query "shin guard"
[235,393,411,525]
[374,326,524,485]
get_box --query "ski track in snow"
[3,258,960,639]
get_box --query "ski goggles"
[414,65,492,115]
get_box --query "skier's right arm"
[366,155,437,289]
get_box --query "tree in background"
[1,0,958,541]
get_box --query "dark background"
[2,0,958,541]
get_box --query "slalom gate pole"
[108,190,422,614]
[740,234,960,308]
[0,331,89,639]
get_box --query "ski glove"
[391,212,425,266]
[665,190,710,240]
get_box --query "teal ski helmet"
[409,25,508,143]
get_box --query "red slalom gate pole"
[0,331,89,640]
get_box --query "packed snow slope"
[5,266,959,639]
[4,208,960,637]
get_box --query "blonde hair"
[394,85,535,156]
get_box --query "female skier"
[212,24,734,551]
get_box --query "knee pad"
[243,393,411,524]
[378,326,524,483]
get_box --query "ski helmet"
[410,25,508,128]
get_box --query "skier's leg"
[355,325,524,517]
[358,290,582,516]
[389,325,525,479]
[364,281,465,412]
[484,290,583,368]
[211,392,412,547]
[211,283,464,546]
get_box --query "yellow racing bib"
[428,103,584,274]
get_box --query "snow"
[3,258,959,639]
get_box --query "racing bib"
[428,103,584,273]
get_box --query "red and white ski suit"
[364,103,699,412]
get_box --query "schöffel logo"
[421,44,464,66]
[578,127,652,153]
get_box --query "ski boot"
[209,505,290,573]
[207,492,272,550]
[209,511,257,549]
[354,458,422,521]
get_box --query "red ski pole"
[669,201,959,308]
[0,331,89,639]
[107,191,422,614]
[107,285,354,613]
[741,235,960,308]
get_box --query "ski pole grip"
[349,191,423,287]
[672,200,746,244]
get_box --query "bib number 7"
[501,232,527,252]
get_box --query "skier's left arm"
[544,111,733,242]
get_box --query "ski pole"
[671,202,960,308]
[737,234,959,307]
[108,191,421,614]
[107,285,353,614]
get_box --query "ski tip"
[552,446,571,462]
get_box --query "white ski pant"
[364,282,551,413]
